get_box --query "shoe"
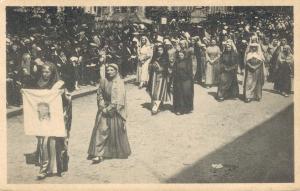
[245,98,251,103]
[282,92,289,97]
[37,172,47,180]
[217,97,225,102]
[92,156,103,164]
[87,155,93,160]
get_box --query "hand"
[64,138,69,148]
[102,108,108,114]
[33,65,38,72]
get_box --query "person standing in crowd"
[217,43,239,101]
[267,38,279,82]
[147,44,171,115]
[129,38,139,76]
[243,43,265,103]
[137,36,152,89]
[87,63,131,164]
[19,53,34,88]
[32,62,72,180]
[98,50,107,80]
[86,43,100,86]
[121,42,132,78]
[270,38,290,80]
[61,56,80,92]
[273,45,293,97]
[173,50,194,115]
[205,38,221,88]
[193,37,204,84]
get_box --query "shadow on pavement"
[141,102,173,112]
[263,88,282,95]
[165,104,294,183]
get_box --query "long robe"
[205,45,221,85]
[243,57,264,100]
[173,53,194,113]
[137,44,152,83]
[217,51,239,98]
[35,79,72,175]
[88,77,131,159]
[148,56,171,102]
[273,52,293,93]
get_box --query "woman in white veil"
[243,42,265,103]
[137,36,153,88]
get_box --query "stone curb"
[7,77,136,118]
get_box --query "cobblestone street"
[7,78,294,183]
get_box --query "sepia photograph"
[4,4,296,187]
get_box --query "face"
[42,66,52,80]
[141,38,146,44]
[211,40,216,46]
[273,39,279,46]
[264,37,270,44]
[106,66,117,79]
[12,45,18,51]
[178,52,185,60]
[281,39,287,46]
[157,47,164,56]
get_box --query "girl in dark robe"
[273,45,293,97]
[147,44,171,115]
[87,63,131,163]
[217,43,239,101]
[173,50,194,115]
[32,62,72,179]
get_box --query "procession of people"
[6,7,294,180]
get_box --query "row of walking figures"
[28,32,293,180]
[135,34,293,115]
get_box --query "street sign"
[161,17,167,25]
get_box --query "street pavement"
[7,77,294,183]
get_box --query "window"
[130,7,138,13]
[121,7,128,13]
[113,7,121,13]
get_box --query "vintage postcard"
[1,0,299,190]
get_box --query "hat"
[200,43,206,47]
[249,42,259,47]
[24,39,31,44]
[164,39,172,45]
[89,42,98,47]
[107,63,119,71]
[70,56,79,62]
[34,58,44,66]
[157,35,164,43]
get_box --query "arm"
[97,81,106,111]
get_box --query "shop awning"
[126,13,153,24]
[109,12,153,24]
[190,17,206,24]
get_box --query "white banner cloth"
[22,89,66,137]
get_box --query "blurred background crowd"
[6,6,293,107]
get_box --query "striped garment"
[150,71,171,102]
